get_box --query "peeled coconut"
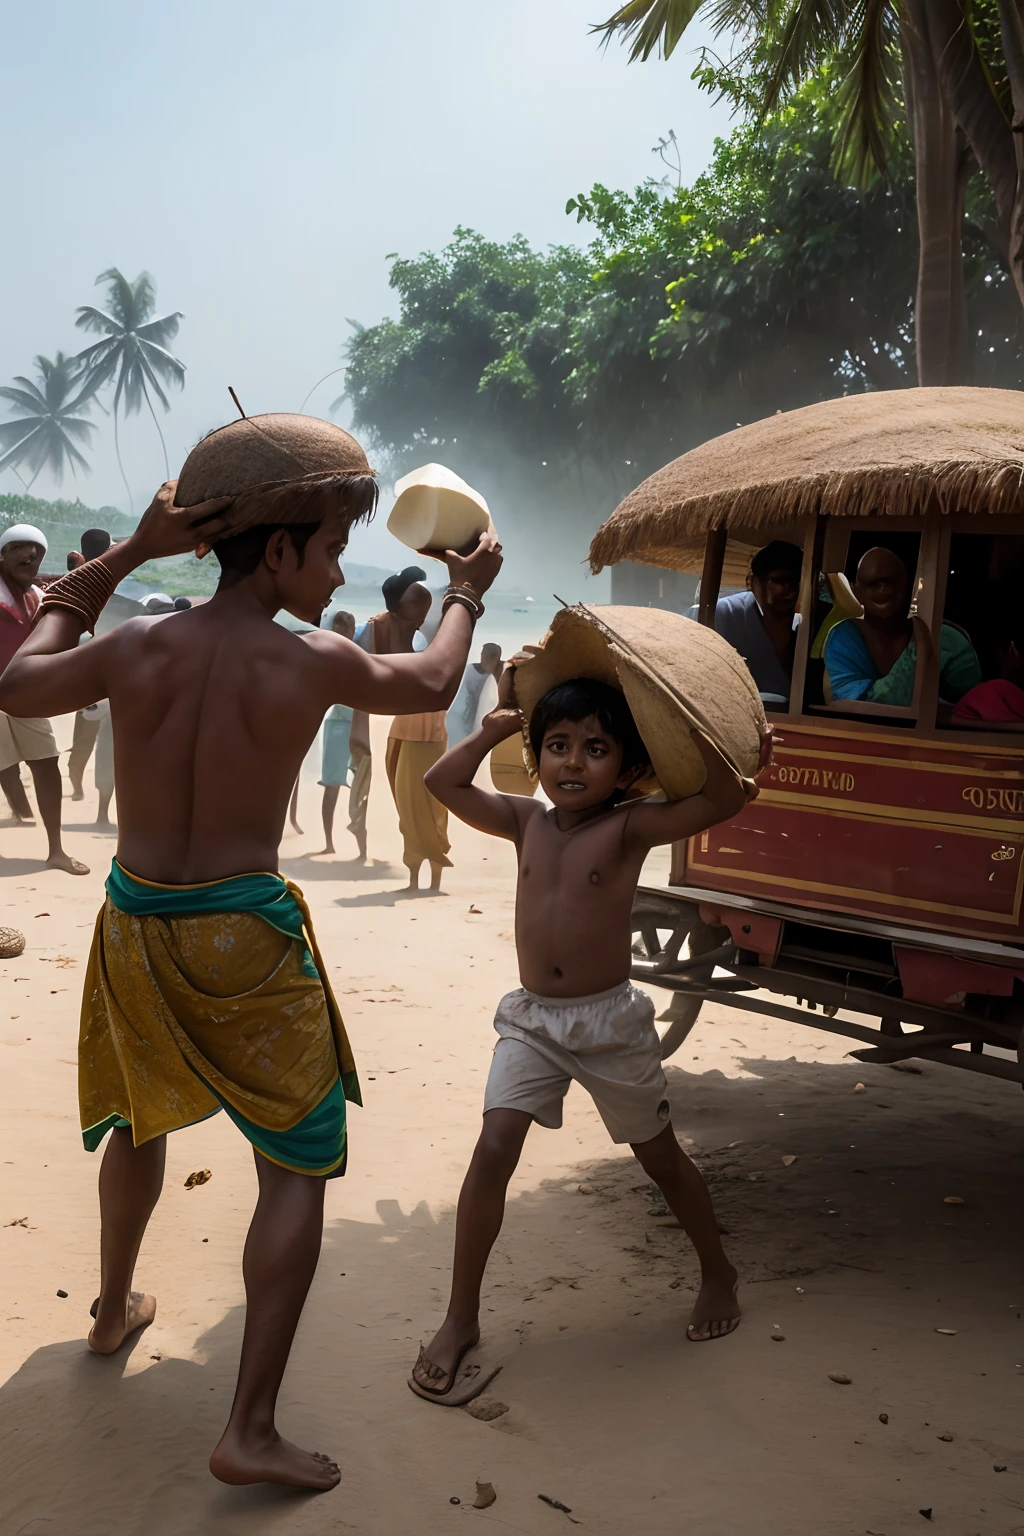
[512,604,766,801]
[388,463,492,552]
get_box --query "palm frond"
[136,349,172,412]
[75,304,122,336]
[0,420,40,451]
[592,0,708,62]
[135,312,182,349]
[756,0,850,112]
[137,336,186,386]
[832,0,901,183]
[0,383,47,411]
[58,417,97,444]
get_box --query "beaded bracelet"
[35,559,117,634]
[442,582,485,616]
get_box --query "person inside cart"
[709,540,803,706]
[952,613,1024,725]
[824,546,981,707]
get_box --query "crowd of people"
[1,517,511,891]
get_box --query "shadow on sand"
[1,1053,1021,1535]
[278,854,400,885]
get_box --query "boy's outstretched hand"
[416,530,504,599]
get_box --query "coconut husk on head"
[513,605,766,801]
[174,413,377,538]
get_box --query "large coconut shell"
[512,605,765,801]
[175,414,371,507]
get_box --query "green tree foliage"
[0,353,96,490]
[343,79,1024,543]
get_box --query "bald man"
[824,546,980,708]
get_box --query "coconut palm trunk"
[112,403,133,513]
[144,387,170,480]
[902,0,970,386]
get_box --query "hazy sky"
[2,0,729,578]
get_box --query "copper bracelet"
[35,560,117,635]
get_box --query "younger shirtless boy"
[410,672,760,1402]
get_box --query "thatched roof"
[590,387,1024,575]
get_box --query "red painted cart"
[589,387,1024,1088]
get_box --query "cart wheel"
[630,895,726,1061]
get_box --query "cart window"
[809,531,923,727]
[696,533,803,710]
[938,532,1024,731]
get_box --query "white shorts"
[0,712,58,772]
[484,981,670,1145]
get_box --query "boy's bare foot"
[87,1290,156,1353]
[46,851,90,875]
[209,1431,341,1490]
[410,1319,480,1395]
[686,1268,741,1341]
[311,846,334,857]
[71,788,84,802]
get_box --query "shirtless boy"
[0,476,501,1489]
[410,671,760,1403]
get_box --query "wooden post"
[785,514,826,720]
[698,527,727,627]
[913,505,951,733]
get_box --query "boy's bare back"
[105,608,351,883]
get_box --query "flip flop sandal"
[407,1343,502,1407]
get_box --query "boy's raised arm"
[425,667,529,840]
[306,535,503,716]
[0,480,232,718]
[625,726,770,850]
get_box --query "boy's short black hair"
[529,678,651,776]
[212,474,379,588]
[213,523,320,585]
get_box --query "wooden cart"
[589,387,1024,1087]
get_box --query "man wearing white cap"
[0,524,88,874]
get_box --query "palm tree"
[0,353,96,490]
[594,1,1024,388]
[74,267,185,509]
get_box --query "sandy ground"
[1,717,1023,1536]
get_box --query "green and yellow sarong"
[79,861,360,1177]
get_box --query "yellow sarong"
[79,865,359,1177]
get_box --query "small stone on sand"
[782,1155,797,1167]
[184,1168,212,1189]
[878,1413,889,1424]
[937,1433,952,1441]
[853,1082,865,1092]
[771,1332,785,1342]
[828,1372,852,1385]
[935,1328,958,1335]
[473,1481,497,1509]
[578,1184,594,1194]
[943,1195,964,1205]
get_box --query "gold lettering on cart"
[962,786,1024,814]
[772,766,855,792]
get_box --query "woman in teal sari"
[825,546,981,707]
